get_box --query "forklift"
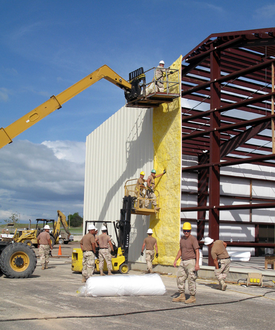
[71,195,135,274]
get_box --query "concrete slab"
[0,242,275,329]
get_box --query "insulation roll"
[79,273,166,297]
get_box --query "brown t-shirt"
[37,231,50,245]
[143,236,157,251]
[80,233,95,251]
[97,233,111,249]
[211,240,229,260]
[180,235,199,260]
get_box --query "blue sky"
[0,0,275,223]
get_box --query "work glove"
[163,169,166,174]
[156,253,158,258]
[141,251,143,256]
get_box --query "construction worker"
[204,237,231,291]
[172,222,200,304]
[141,228,158,273]
[80,224,96,283]
[136,171,146,208]
[37,224,53,270]
[97,225,114,275]
[155,60,165,92]
[144,169,166,210]
[146,60,166,94]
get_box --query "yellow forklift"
[72,195,137,274]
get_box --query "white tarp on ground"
[79,274,166,297]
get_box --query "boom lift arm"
[0,65,137,150]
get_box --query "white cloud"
[0,140,85,223]
[254,5,275,19]
[0,88,9,102]
[42,140,85,164]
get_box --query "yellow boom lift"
[0,65,179,150]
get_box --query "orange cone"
[58,245,62,256]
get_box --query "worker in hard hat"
[155,60,165,92]
[204,237,230,291]
[80,224,97,282]
[172,222,200,304]
[141,228,158,273]
[144,169,166,211]
[146,60,166,94]
[97,225,114,276]
[37,224,53,270]
[136,171,146,208]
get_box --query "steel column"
[208,48,221,266]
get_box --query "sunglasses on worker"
[183,230,191,232]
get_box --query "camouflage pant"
[144,191,157,207]
[99,248,112,271]
[39,245,50,267]
[145,250,155,271]
[214,258,231,282]
[82,251,95,279]
[177,259,197,296]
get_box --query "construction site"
[1,27,275,328]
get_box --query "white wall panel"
[84,106,154,262]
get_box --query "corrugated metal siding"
[84,106,154,262]
[181,155,275,255]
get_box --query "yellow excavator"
[9,210,71,247]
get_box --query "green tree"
[68,212,83,227]
[4,212,19,224]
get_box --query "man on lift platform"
[144,169,166,211]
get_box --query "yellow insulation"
[150,56,182,265]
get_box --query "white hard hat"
[159,60,165,65]
[204,237,214,245]
[101,225,107,231]
[44,225,50,230]
[147,228,153,234]
[87,224,96,231]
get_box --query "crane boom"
[0,65,132,150]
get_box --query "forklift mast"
[118,195,135,263]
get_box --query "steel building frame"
[181,28,275,264]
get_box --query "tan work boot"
[172,293,186,302]
[41,265,45,270]
[108,270,113,275]
[185,295,196,304]
[100,270,104,276]
[82,276,86,283]
[221,280,227,291]
[45,264,48,269]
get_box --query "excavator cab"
[125,66,180,108]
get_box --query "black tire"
[119,263,129,274]
[50,236,55,247]
[0,243,37,278]
[23,240,33,247]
